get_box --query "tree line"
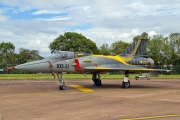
[0,32,180,73]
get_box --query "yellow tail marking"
[131,39,141,56]
[121,33,148,62]
[121,38,142,62]
[70,85,94,92]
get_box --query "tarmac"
[0,79,180,120]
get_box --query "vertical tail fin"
[120,32,148,56]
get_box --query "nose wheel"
[59,85,66,90]
[57,72,66,90]
[122,80,131,88]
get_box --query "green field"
[0,73,179,80]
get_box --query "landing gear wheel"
[94,79,102,86]
[122,80,131,88]
[59,85,66,90]
[57,72,66,90]
[92,73,102,86]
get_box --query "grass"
[0,73,179,80]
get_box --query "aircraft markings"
[120,114,180,120]
[69,85,95,92]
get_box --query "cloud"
[0,15,9,21]
[127,2,180,17]
[0,29,14,36]
[148,31,157,37]
[35,16,72,21]
[32,10,65,15]
[0,0,180,57]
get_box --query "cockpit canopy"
[48,51,90,60]
[50,51,76,59]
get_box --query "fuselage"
[14,51,154,73]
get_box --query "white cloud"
[0,15,9,21]
[148,31,157,37]
[0,0,180,57]
[32,10,65,15]
[14,32,59,56]
[76,27,142,47]
[131,28,140,36]
[127,2,149,10]
[0,29,14,36]
[35,16,72,21]
[83,6,90,11]
[119,33,130,39]
[127,2,180,17]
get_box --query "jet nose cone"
[15,60,52,72]
[14,64,27,70]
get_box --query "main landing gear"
[122,70,131,88]
[57,72,66,90]
[92,73,102,86]
[92,71,131,88]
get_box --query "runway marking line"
[121,114,180,120]
[69,85,95,92]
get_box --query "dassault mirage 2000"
[7,32,171,90]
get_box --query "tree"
[0,42,15,53]
[0,42,16,65]
[18,48,42,64]
[110,40,130,55]
[132,35,141,42]
[169,33,180,56]
[147,35,172,69]
[0,53,2,63]
[99,43,111,55]
[168,33,180,73]
[49,32,99,54]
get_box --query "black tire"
[59,85,66,90]
[122,80,131,88]
[94,79,102,86]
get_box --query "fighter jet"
[7,32,171,90]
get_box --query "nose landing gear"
[57,72,66,90]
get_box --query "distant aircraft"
[5,32,171,90]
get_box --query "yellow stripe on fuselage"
[93,66,108,70]
[93,55,129,65]
[83,60,92,62]
[121,55,134,62]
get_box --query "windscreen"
[60,51,75,58]
[48,51,75,59]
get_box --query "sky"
[0,0,180,57]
